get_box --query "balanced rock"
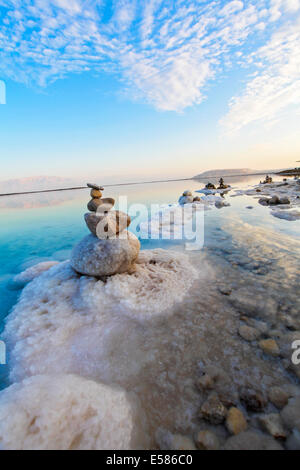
[85,211,131,238]
[96,211,131,239]
[90,189,102,198]
[87,183,104,191]
[71,232,140,277]
[88,197,115,213]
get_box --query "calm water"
[0,175,299,389]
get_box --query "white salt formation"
[233,178,300,221]
[4,249,197,384]
[13,261,59,285]
[0,374,149,450]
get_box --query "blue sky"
[0,0,300,181]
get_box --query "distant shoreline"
[0,172,277,197]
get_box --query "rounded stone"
[87,198,102,212]
[183,190,193,197]
[259,339,280,357]
[226,407,248,435]
[96,211,131,239]
[95,198,115,213]
[238,325,260,342]
[87,197,115,213]
[90,189,102,198]
[84,213,104,236]
[70,232,140,277]
[195,430,220,450]
[178,195,194,205]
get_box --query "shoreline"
[0,172,276,198]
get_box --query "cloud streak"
[0,0,299,119]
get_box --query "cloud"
[0,0,299,113]
[221,16,300,133]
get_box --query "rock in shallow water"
[71,232,140,277]
[226,407,248,435]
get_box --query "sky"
[0,0,300,182]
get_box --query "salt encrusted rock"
[281,396,300,432]
[200,392,227,424]
[268,387,290,409]
[226,407,248,435]
[0,374,149,450]
[71,232,140,277]
[183,190,193,197]
[259,339,280,357]
[285,430,300,450]
[240,388,267,412]
[279,196,290,205]
[259,198,269,206]
[196,374,215,391]
[168,435,196,450]
[155,430,196,450]
[238,325,260,342]
[195,430,220,450]
[258,413,287,440]
[269,195,280,205]
[178,195,193,205]
[215,199,230,209]
[223,431,283,450]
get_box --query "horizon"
[0,0,300,181]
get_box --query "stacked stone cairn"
[70,183,140,277]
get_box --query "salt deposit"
[4,249,198,385]
[13,261,59,285]
[0,374,149,450]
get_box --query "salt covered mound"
[4,249,197,383]
[0,374,149,450]
[13,261,59,285]
[139,203,208,240]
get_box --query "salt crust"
[0,374,149,450]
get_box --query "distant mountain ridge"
[0,176,81,193]
[193,169,280,179]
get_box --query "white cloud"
[221,16,300,133]
[0,0,299,113]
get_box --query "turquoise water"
[0,176,299,389]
